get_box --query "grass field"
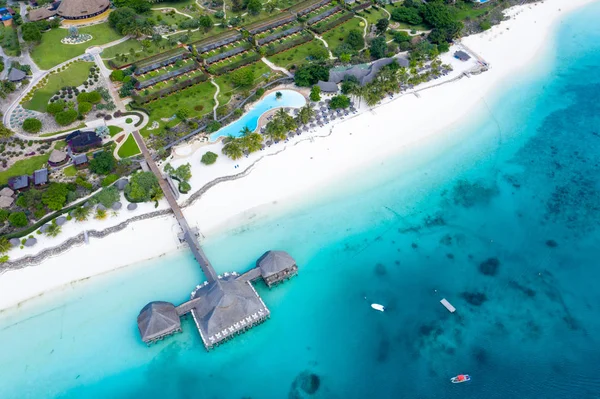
[322,18,364,53]
[357,7,389,27]
[151,0,201,15]
[108,126,124,137]
[31,24,123,70]
[141,80,216,137]
[266,39,328,69]
[117,134,141,158]
[213,62,274,106]
[148,9,190,27]
[453,2,495,21]
[0,25,20,57]
[0,154,50,185]
[63,165,77,177]
[23,61,93,112]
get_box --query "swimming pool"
[209,90,306,141]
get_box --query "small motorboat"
[450,374,471,384]
[371,303,385,312]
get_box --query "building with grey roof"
[7,68,26,82]
[72,153,88,167]
[25,237,37,247]
[0,187,14,197]
[189,274,269,350]
[137,302,182,343]
[8,175,29,191]
[9,238,20,247]
[0,196,13,208]
[454,50,471,61]
[327,55,409,87]
[33,168,48,186]
[55,216,67,226]
[256,250,298,287]
[317,80,338,93]
[48,149,68,166]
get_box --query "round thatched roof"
[39,224,49,233]
[256,250,296,278]
[97,204,106,211]
[49,149,67,164]
[9,238,20,247]
[55,216,67,226]
[112,202,122,210]
[57,0,109,19]
[127,203,137,211]
[116,179,128,191]
[25,238,37,247]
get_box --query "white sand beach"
[0,0,595,311]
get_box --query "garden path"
[314,35,335,60]
[354,16,369,50]
[151,7,194,19]
[261,57,293,77]
[210,79,220,120]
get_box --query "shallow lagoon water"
[209,90,306,141]
[2,4,600,398]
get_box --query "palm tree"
[0,237,11,254]
[222,139,243,160]
[275,108,288,119]
[95,208,107,220]
[239,126,252,137]
[45,223,61,238]
[150,188,164,204]
[242,132,263,153]
[72,206,91,222]
[296,105,315,125]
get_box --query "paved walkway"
[210,79,220,120]
[261,57,293,77]
[315,35,335,60]
[151,7,193,19]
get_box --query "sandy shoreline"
[0,0,595,312]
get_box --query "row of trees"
[222,106,317,160]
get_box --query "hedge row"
[121,111,146,127]
[208,53,261,75]
[132,73,209,104]
[134,47,188,69]
[264,34,314,56]
[311,12,354,34]
[351,2,372,12]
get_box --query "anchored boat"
[371,303,385,312]
[450,374,471,384]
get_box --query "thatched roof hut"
[115,179,128,191]
[112,202,122,210]
[137,301,181,343]
[190,275,270,349]
[55,216,67,226]
[57,0,109,20]
[25,238,37,247]
[127,203,138,211]
[9,238,20,247]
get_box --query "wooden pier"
[440,298,456,313]
[132,130,217,282]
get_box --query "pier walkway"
[132,130,218,282]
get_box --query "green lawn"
[0,154,50,185]
[31,24,123,70]
[108,126,124,137]
[63,165,77,177]
[267,39,328,69]
[117,134,141,158]
[151,0,201,15]
[453,3,495,21]
[0,25,20,57]
[357,7,389,27]
[141,80,216,137]
[40,123,87,137]
[213,62,273,106]
[23,61,93,112]
[148,9,190,27]
[54,141,67,150]
[322,18,364,53]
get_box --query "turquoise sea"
[2,4,600,398]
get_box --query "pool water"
[209,90,306,141]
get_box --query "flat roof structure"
[8,175,29,190]
[72,153,88,166]
[33,168,48,185]
[454,50,471,61]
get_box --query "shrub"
[125,171,160,203]
[126,118,133,124]
[95,186,120,207]
[101,173,119,187]
[78,101,93,114]
[8,212,28,227]
[89,151,115,175]
[22,118,42,133]
[55,109,78,126]
[206,121,221,133]
[201,151,218,165]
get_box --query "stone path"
[151,7,194,19]
[315,35,335,60]
[210,79,220,120]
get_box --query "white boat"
[371,303,385,312]
[450,374,471,384]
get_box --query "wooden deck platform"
[440,298,456,313]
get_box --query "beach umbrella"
[293,109,300,115]
[127,203,138,211]
[320,107,327,112]
[288,131,295,137]
[266,140,273,146]
[55,216,67,226]
[112,202,122,210]
[260,144,266,150]
[309,117,316,123]
[309,123,316,129]
[319,101,325,106]
[302,126,309,132]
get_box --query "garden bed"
[134,47,190,74]
[191,30,243,54]
[311,11,354,34]
[206,52,261,75]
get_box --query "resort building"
[48,149,68,167]
[56,0,110,20]
[7,68,26,83]
[72,153,88,168]
[67,130,102,153]
[0,188,14,209]
[28,7,57,22]
[0,7,13,26]
[454,50,471,61]
[317,81,339,94]
[33,169,48,186]
[325,55,410,87]
[8,175,29,191]
[138,250,298,350]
